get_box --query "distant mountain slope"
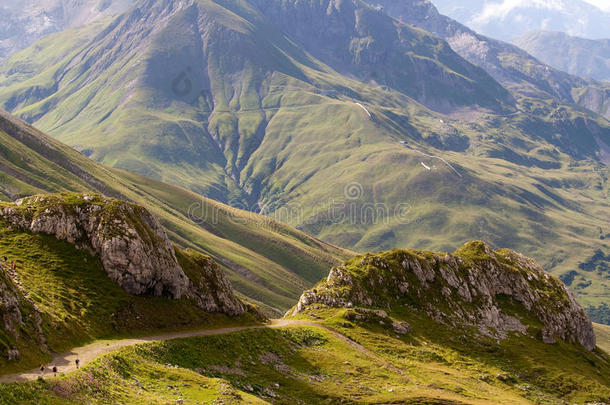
[365,0,610,120]
[514,31,610,82]
[0,0,608,313]
[431,0,610,41]
[0,109,351,316]
[0,0,135,60]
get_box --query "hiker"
[75,358,80,369]
[39,365,45,376]
[52,365,57,377]
[12,262,16,271]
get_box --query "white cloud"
[472,0,569,25]
[582,0,610,11]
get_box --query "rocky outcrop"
[176,249,247,316]
[0,193,246,315]
[292,241,596,351]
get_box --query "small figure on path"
[39,365,45,376]
[52,365,57,377]
[75,358,80,369]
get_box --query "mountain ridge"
[514,30,610,82]
[292,240,596,350]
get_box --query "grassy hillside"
[0,314,607,403]
[0,110,351,316]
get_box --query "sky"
[582,0,610,11]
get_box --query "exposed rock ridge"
[292,241,596,351]
[0,193,246,316]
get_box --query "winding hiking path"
[0,319,408,384]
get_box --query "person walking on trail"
[75,358,80,369]
[52,366,57,377]
[39,365,45,376]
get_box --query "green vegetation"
[589,304,610,325]
[1,314,608,404]
[298,307,610,404]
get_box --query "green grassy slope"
[1,317,607,403]
[0,110,351,316]
[365,0,610,120]
[0,0,608,312]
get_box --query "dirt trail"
[0,319,408,384]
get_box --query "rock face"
[292,241,596,351]
[0,193,246,315]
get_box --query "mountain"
[0,0,135,60]
[514,31,610,82]
[365,0,610,120]
[0,0,609,317]
[0,109,351,316]
[1,241,608,404]
[431,0,610,41]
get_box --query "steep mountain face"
[0,110,350,316]
[364,0,610,119]
[247,0,513,113]
[0,0,609,313]
[0,193,247,315]
[431,0,610,42]
[293,241,596,351]
[514,31,610,82]
[0,0,134,60]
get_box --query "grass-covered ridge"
[0,110,351,315]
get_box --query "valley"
[0,0,607,313]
